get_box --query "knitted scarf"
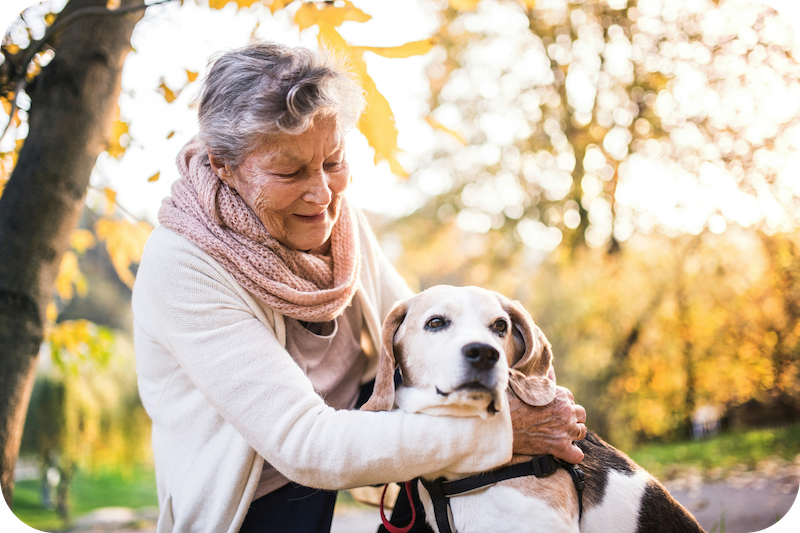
[158,137,361,322]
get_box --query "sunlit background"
[2,1,800,532]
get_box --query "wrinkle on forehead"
[252,117,343,161]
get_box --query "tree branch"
[1,0,178,142]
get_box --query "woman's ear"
[503,298,557,407]
[208,149,234,185]
[361,301,409,412]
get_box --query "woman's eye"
[492,319,508,335]
[425,317,448,330]
[275,170,300,178]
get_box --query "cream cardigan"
[132,209,513,533]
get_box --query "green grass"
[11,467,158,532]
[709,503,727,533]
[628,423,800,479]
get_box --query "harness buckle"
[574,466,586,492]
[531,455,558,477]
[424,477,448,500]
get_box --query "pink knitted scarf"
[158,137,361,322]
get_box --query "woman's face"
[212,118,350,251]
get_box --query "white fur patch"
[581,470,649,533]
[419,483,579,533]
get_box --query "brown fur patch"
[394,339,414,387]
[503,467,578,517]
[500,298,556,406]
[360,302,409,412]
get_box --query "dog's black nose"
[462,343,499,370]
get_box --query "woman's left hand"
[508,385,588,464]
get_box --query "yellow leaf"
[353,38,437,59]
[264,0,292,14]
[359,83,406,176]
[449,0,481,10]
[209,0,260,9]
[49,321,83,356]
[2,44,20,55]
[148,171,160,182]
[158,80,178,103]
[521,0,536,8]
[55,250,88,301]
[95,218,153,289]
[104,187,117,215]
[70,229,96,254]
[186,70,198,82]
[107,111,129,159]
[0,140,25,190]
[295,0,371,31]
[51,319,115,369]
[425,115,466,145]
[46,302,58,323]
[25,63,41,82]
[166,131,175,139]
[316,24,407,177]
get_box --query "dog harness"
[414,455,585,533]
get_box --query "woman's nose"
[302,171,333,205]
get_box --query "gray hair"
[196,42,366,168]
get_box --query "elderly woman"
[132,42,586,533]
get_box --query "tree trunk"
[0,0,143,507]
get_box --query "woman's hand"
[509,386,587,464]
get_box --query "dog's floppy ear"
[360,300,409,412]
[504,299,557,407]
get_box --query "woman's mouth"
[295,212,326,223]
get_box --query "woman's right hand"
[509,386,587,464]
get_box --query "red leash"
[380,481,417,533]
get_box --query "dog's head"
[361,286,556,418]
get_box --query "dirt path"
[662,459,800,533]
[667,478,798,533]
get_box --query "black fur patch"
[575,431,637,507]
[574,431,705,532]
[635,481,705,533]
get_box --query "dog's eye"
[425,316,449,331]
[491,319,508,336]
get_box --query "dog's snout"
[462,343,499,370]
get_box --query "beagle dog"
[362,285,705,533]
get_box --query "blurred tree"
[384,0,800,445]
[0,0,430,507]
[20,333,148,523]
[758,233,800,398]
[409,0,799,255]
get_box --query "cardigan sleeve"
[133,228,513,491]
